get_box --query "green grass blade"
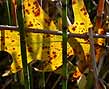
[6,0,12,25]
[16,0,31,89]
[62,0,68,89]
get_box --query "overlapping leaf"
[68,0,93,57]
[0,0,70,73]
[0,0,93,73]
[68,0,93,72]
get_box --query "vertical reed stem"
[16,0,31,89]
[88,28,98,89]
[6,0,12,25]
[62,0,68,89]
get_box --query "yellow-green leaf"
[68,0,93,64]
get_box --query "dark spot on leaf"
[16,66,21,69]
[33,1,39,9]
[80,22,84,25]
[44,18,51,26]
[28,3,31,6]
[76,22,78,25]
[72,27,75,31]
[55,66,58,68]
[55,48,60,51]
[25,9,30,14]
[52,51,56,54]
[1,38,4,41]
[23,5,25,9]
[51,45,53,47]
[48,60,52,64]
[72,26,77,31]
[54,55,57,58]
[72,1,76,4]
[44,46,48,49]
[2,43,5,45]
[80,8,83,11]
[11,40,15,42]
[24,20,26,23]
[18,54,20,56]
[6,36,9,39]
[46,34,50,37]
[84,12,87,15]
[28,47,33,52]
[10,30,13,32]
[47,51,50,54]
[5,47,7,50]
[80,7,86,11]
[37,23,40,25]
[49,57,52,60]
[33,19,35,22]
[33,8,40,16]
[13,48,15,50]
[28,21,33,27]
[42,46,49,49]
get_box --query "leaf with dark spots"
[72,0,76,5]
[80,22,85,25]
[84,12,87,15]
[34,8,40,16]
[25,9,30,14]
[28,47,33,52]
[28,3,31,6]
[44,18,51,26]
[28,21,33,27]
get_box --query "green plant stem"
[16,0,31,89]
[62,0,68,89]
[38,72,45,89]
[51,76,61,89]
[6,0,12,25]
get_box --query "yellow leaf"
[23,0,62,72]
[68,0,93,63]
[23,0,76,72]
[0,0,93,74]
[0,0,72,73]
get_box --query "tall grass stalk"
[62,0,68,89]
[6,0,12,25]
[16,0,31,89]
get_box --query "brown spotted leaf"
[68,0,93,72]
[0,0,73,73]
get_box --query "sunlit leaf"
[0,0,72,73]
[68,0,93,73]
[0,0,93,74]
[24,0,63,72]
